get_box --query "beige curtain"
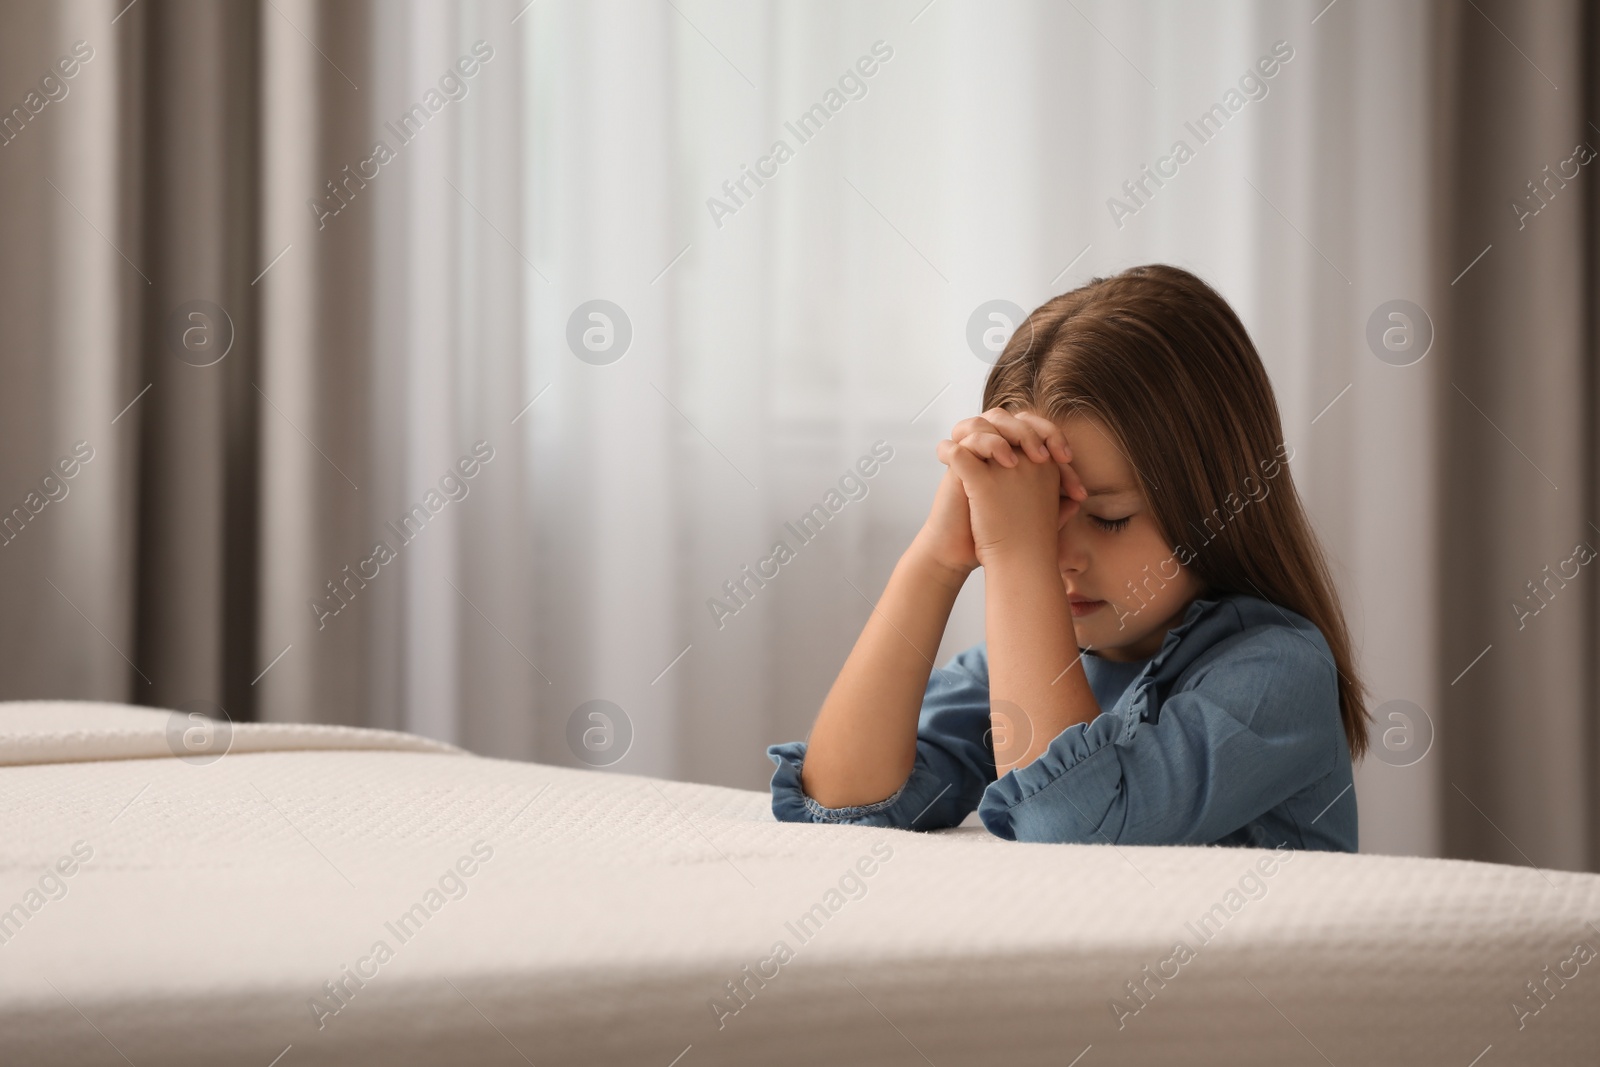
[0,0,1594,872]
[0,0,535,754]
[1432,0,1599,871]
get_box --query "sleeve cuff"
[766,740,911,824]
[977,708,1125,842]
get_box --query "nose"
[1056,517,1088,574]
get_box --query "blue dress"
[767,591,1358,851]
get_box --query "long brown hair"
[983,263,1372,761]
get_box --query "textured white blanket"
[0,700,1594,1065]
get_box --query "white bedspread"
[0,700,1595,1065]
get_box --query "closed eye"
[1091,515,1131,532]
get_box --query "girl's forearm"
[983,550,1101,776]
[799,541,968,808]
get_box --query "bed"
[1,700,1595,1065]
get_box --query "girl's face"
[1052,411,1206,662]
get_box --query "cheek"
[1127,521,1173,562]
[1104,528,1179,591]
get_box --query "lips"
[1068,594,1105,617]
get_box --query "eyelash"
[1091,515,1131,533]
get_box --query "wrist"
[904,537,974,593]
[979,532,1058,574]
[982,540,1062,584]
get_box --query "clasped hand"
[916,407,1088,577]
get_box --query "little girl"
[768,264,1370,850]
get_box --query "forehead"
[1054,412,1141,498]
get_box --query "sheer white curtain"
[511,0,1441,856]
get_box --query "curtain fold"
[1434,0,1599,872]
[0,0,1594,872]
[1,0,142,702]
[133,0,262,723]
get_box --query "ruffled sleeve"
[767,644,997,830]
[977,600,1343,845]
